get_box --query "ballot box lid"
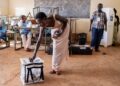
[20,57,44,65]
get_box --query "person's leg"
[0,32,2,39]
[51,41,64,75]
[113,26,118,45]
[117,26,120,44]
[26,32,32,50]
[52,55,64,75]
[51,25,69,75]
[0,32,6,41]
[51,42,57,74]
[95,29,99,51]
[0,32,2,42]
[21,34,26,49]
[95,29,104,51]
[91,28,97,49]
[52,43,59,70]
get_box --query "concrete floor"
[0,46,120,86]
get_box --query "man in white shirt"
[18,15,32,51]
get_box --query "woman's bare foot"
[49,70,56,74]
[25,48,32,52]
[56,71,61,75]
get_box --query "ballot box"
[20,57,44,85]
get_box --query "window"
[15,8,26,16]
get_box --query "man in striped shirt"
[90,3,107,52]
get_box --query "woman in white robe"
[30,12,69,75]
[51,20,69,74]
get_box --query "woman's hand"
[52,30,63,39]
[29,55,36,62]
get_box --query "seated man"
[18,15,32,51]
[0,18,7,42]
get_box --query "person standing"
[113,8,120,46]
[30,12,69,75]
[90,3,107,52]
[18,15,32,51]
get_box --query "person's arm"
[89,19,93,32]
[118,16,120,24]
[18,20,23,29]
[104,13,107,31]
[27,21,32,30]
[118,16,120,32]
[30,27,44,62]
[55,15,68,31]
[116,16,120,32]
[89,13,94,32]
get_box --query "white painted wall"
[0,0,9,15]
[9,0,34,16]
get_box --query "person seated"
[18,15,32,51]
[0,18,7,43]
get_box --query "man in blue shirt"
[0,18,7,42]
